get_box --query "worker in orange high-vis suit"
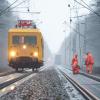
[72,54,80,74]
[85,52,94,74]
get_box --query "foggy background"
[0,0,100,73]
[58,0,100,73]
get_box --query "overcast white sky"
[7,0,92,53]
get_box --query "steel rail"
[59,69,99,100]
[0,66,46,90]
[0,72,33,90]
[0,71,15,77]
[80,72,100,82]
[64,67,100,82]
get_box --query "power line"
[74,0,100,17]
[10,0,31,11]
[66,22,100,47]
[81,0,100,17]
[0,0,18,16]
[8,11,40,14]
[71,13,95,18]
[0,0,30,16]
[10,0,40,15]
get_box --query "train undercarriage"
[9,57,43,71]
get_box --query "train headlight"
[10,51,16,57]
[23,45,27,49]
[34,52,38,57]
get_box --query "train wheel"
[36,68,38,72]
[32,68,34,72]
[15,68,18,72]
[22,68,24,71]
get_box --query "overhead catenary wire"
[66,0,100,58]
[81,0,97,12]
[74,0,100,47]
[81,0,100,17]
[9,0,40,15]
[7,11,40,14]
[0,0,31,16]
[71,13,96,18]
[66,22,100,48]
[74,0,100,17]
[0,0,18,16]
[10,0,31,11]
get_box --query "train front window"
[12,36,37,45]
[12,36,20,44]
[24,36,37,45]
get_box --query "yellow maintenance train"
[8,20,43,71]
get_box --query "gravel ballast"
[0,67,70,100]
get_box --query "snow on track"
[0,73,23,84]
[56,68,86,100]
[0,67,69,100]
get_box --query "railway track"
[0,71,15,77]
[63,66,100,83]
[0,66,47,91]
[80,72,100,82]
[58,68,99,100]
[0,72,33,90]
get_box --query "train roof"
[8,28,41,33]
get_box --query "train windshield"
[12,36,37,45]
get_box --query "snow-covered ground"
[0,66,85,100]
[56,68,85,100]
[0,73,23,84]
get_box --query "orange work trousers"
[86,64,93,74]
[72,65,80,74]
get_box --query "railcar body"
[8,20,43,71]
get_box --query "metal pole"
[63,21,67,66]
[68,4,72,65]
[65,31,66,65]
[75,2,82,66]
[84,17,87,53]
